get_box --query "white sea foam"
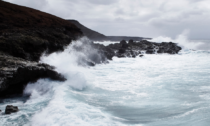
[94,41,119,46]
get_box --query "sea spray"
[40,37,107,90]
[150,30,204,50]
[27,38,124,126]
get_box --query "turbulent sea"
[1,37,210,126]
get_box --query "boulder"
[5,105,19,114]
[121,43,129,49]
[120,40,127,45]
[128,39,134,44]
[139,55,144,57]
[118,48,126,54]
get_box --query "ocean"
[0,37,210,126]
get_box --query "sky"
[4,0,210,39]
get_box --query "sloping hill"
[68,20,150,41]
[0,1,82,61]
[69,20,107,41]
[0,1,80,30]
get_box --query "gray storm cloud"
[4,0,210,39]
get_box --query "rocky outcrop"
[71,39,181,67]
[0,53,65,97]
[5,105,19,114]
[88,40,182,61]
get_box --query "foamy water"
[0,38,210,126]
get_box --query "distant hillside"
[68,20,150,41]
[68,20,107,41]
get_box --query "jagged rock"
[120,40,127,45]
[5,105,19,114]
[0,53,66,97]
[118,48,126,54]
[104,40,181,58]
[128,39,134,44]
[91,43,115,61]
[122,43,129,49]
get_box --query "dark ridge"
[0,1,80,30]
[69,20,107,41]
[68,20,151,41]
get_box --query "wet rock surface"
[74,39,181,67]
[0,53,66,97]
[92,40,182,60]
[5,105,19,114]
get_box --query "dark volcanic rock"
[75,39,181,61]
[120,40,127,45]
[0,53,65,97]
[102,40,182,58]
[5,105,19,114]
[128,39,134,44]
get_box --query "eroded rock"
[0,53,66,97]
[102,40,182,58]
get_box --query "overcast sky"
[4,0,210,39]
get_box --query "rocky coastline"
[0,0,182,101]
[86,39,181,64]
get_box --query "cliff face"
[0,1,83,97]
[68,20,150,41]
